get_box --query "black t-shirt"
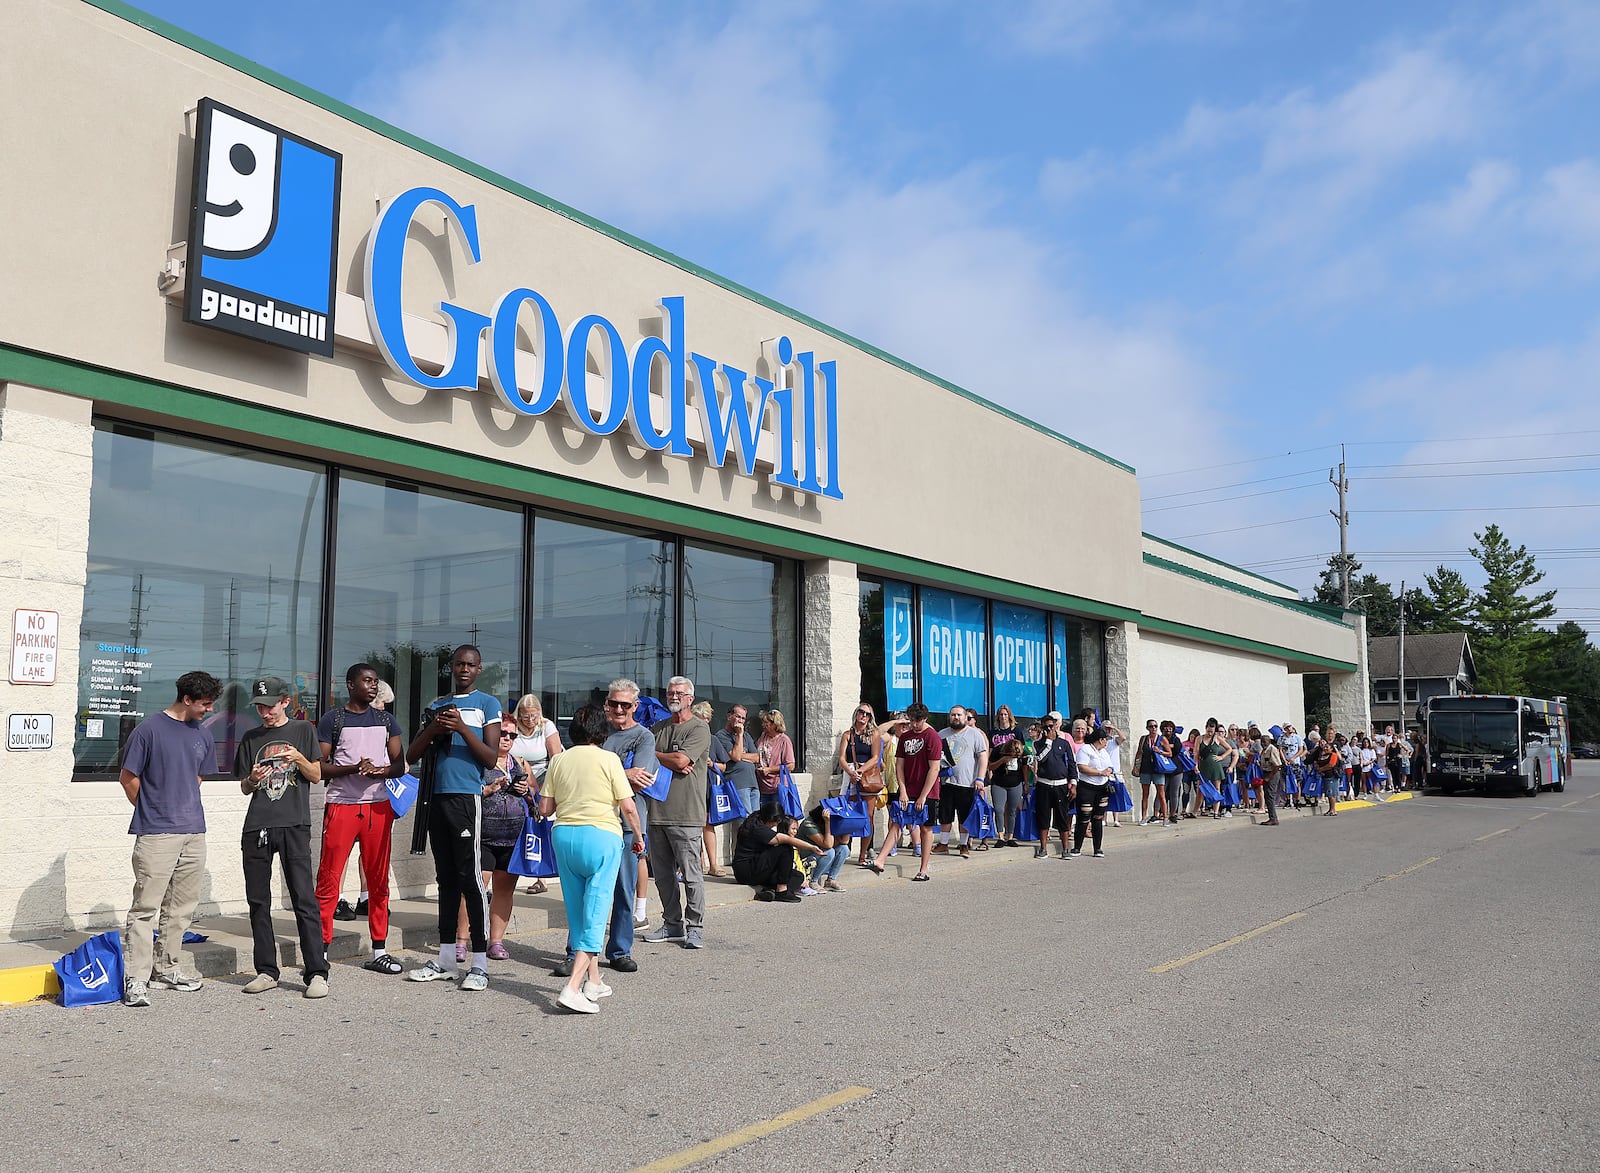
[990,727,1025,778]
[733,814,780,867]
[236,720,320,831]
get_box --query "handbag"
[53,930,125,1007]
[1369,765,1389,784]
[385,772,420,818]
[1012,800,1038,841]
[1107,777,1134,813]
[1303,773,1325,799]
[1220,779,1242,807]
[707,765,748,827]
[854,738,886,795]
[821,787,872,837]
[1147,736,1178,774]
[624,750,675,802]
[1176,747,1198,773]
[962,794,999,840]
[889,799,927,826]
[1197,778,1223,804]
[507,814,559,878]
[776,765,804,819]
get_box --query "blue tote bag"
[776,765,805,819]
[890,799,928,827]
[507,814,559,879]
[821,789,872,837]
[1220,778,1242,807]
[1108,777,1135,813]
[962,794,998,840]
[385,772,420,818]
[1303,772,1325,799]
[1197,778,1223,804]
[706,765,747,827]
[624,751,676,802]
[53,930,125,1007]
[1012,796,1039,840]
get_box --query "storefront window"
[857,579,887,719]
[74,425,326,777]
[329,474,522,743]
[1061,615,1106,718]
[530,514,675,720]
[682,543,796,730]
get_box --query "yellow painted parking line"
[632,1085,874,1172]
[1149,911,1306,974]
[1528,812,1549,821]
[1562,799,1584,808]
[1474,828,1511,843]
[1378,856,1439,882]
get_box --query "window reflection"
[330,474,521,742]
[531,514,675,720]
[74,425,325,776]
[682,543,796,729]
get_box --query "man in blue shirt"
[404,645,500,991]
[119,669,221,1007]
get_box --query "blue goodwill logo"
[183,98,341,356]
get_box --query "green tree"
[1408,566,1473,633]
[1310,556,1399,636]
[1468,524,1557,694]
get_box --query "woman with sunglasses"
[454,721,534,963]
[837,703,882,862]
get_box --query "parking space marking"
[1149,911,1306,974]
[1379,856,1440,882]
[632,1085,873,1172]
[1474,828,1510,843]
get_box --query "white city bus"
[1420,695,1568,796]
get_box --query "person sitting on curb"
[799,803,849,893]
[733,802,824,902]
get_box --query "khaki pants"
[125,833,207,981]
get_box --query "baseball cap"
[250,676,291,706]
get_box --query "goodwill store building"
[0,0,1368,939]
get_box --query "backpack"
[328,706,399,756]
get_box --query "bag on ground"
[53,930,125,1008]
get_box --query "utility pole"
[1329,445,1351,607]
[1397,578,1407,732]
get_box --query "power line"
[1142,467,1324,501]
[1172,514,1324,539]
[1353,451,1600,470]
[1143,480,1325,512]
[1356,503,1600,514]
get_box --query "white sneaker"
[582,978,613,1000]
[407,960,455,982]
[149,971,202,992]
[241,973,278,994]
[557,986,599,1014]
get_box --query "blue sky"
[130,0,1600,636]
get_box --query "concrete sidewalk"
[0,791,1411,1005]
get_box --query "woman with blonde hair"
[755,709,796,803]
[509,693,563,894]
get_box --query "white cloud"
[1526,160,1600,254]
[1038,152,1107,204]
[360,1,833,232]
[1412,159,1519,238]
[773,172,1223,470]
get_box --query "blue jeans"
[552,825,623,955]
[809,844,849,884]
[739,786,760,820]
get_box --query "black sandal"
[362,954,404,975]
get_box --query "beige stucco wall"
[1142,535,1301,600]
[1135,630,1306,733]
[0,0,1142,614]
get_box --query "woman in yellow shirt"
[538,705,644,1015]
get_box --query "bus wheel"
[1526,764,1542,796]
[1552,765,1565,794]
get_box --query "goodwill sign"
[182,99,843,499]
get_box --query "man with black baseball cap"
[235,676,330,998]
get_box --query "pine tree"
[1468,524,1557,694]
[1409,566,1473,633]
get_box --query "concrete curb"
[0,792,1421,1006]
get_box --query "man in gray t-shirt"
[935,707,989,858]
[711,704,759,815]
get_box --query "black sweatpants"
[430,794,489,952]
[734,844,802,893]
[242,825,327,981]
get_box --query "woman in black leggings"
[1071,726,1117,858]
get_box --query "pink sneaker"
[487,941,511,961]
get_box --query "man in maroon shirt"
[892,703,942,882]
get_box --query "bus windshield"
[1430,712,1518,756]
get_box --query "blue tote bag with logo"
[53,930,125,1008]
[706,765,747,827]
[1108,777,1135,813]
[507,814,559,879]
[962,794,998,840]
[385,772,420,818]
[776,765,804,819]
[890,799,928,827]
[624,750,675,802]
[821,788,873,837]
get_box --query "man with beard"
[642,676,713,949]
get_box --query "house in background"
[1367,632,1477,731]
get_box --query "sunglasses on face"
[499,730,516,738]
[605,700,632,710]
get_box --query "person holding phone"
[405,645,501,991]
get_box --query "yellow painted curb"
[1334,799,1371,811]
[1385,792,1415,803]
[0,963,60,1007]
